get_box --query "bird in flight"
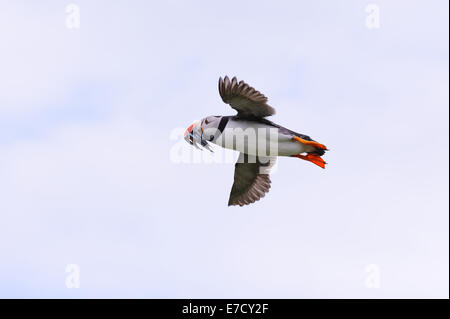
[185,76,328,207]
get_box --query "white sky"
[0,0,448,298]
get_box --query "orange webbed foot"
[292,136,328,150]
[294,154,327,169]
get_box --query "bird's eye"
[209,135,214,141]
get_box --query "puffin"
[184,76,328,207]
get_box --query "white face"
[200,116,222,142]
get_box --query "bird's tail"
[291,135,328,169]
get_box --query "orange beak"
[184,121,213,152]
[184,123,195,144]
[184,123,194,137]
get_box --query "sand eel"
[185,76,328,206]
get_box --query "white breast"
[213,119,311,156]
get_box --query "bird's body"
[185,76,328,206]
[211,117,317,157]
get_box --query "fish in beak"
[184,121,213,152]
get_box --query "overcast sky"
[0,0,448,298]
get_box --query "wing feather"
[228,154,276,207]
[219,76,276,118]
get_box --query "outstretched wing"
[228,153,277,207]
[218,76,276,118]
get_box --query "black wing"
[218,76,276,118]
[228,153,276,207]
